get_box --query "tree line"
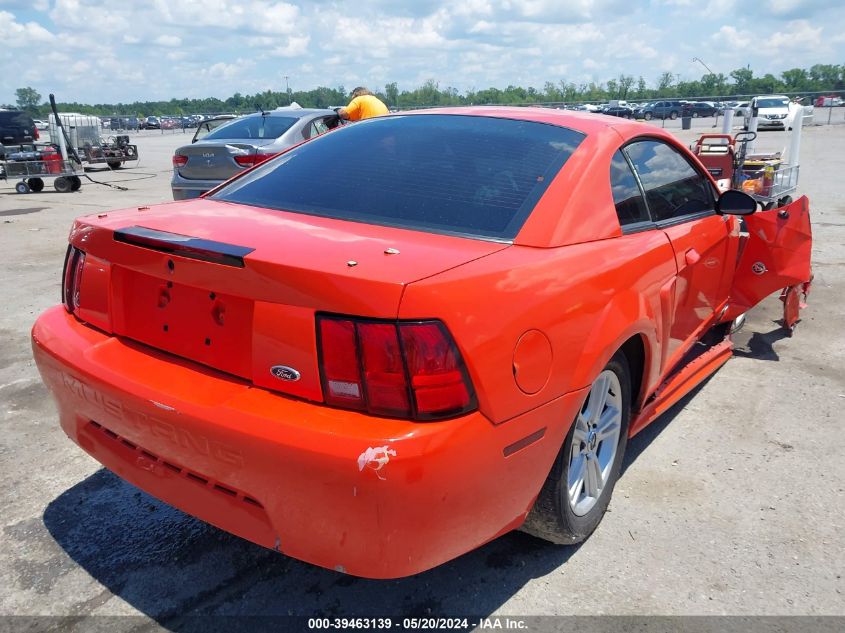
[6,64,844,117]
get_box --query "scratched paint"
[357,446,396,480]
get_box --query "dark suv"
[0,110,38,145]
[682,102,719,118]
[636,100,684,120]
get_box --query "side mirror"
[716,189,757,216]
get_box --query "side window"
[624,140,715,223]
[304,119,330,139]
[610,150,650,226]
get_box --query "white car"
[738,95,813,131]
[33,119,49,131]
[734,102,750,118]
[752,95,790,130]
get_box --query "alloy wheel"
[568,370,623,516]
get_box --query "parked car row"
[101,116,141,131]
[814,95,843,107]
[562,96,813,128]
[563,101,724,120]
[632,100,724,120]
[95,113,238,131]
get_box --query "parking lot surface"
[1,118,843,626]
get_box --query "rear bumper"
[32,306,585,578]
[170,172,220,200]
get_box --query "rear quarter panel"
[399,231,676,424]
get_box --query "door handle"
[685,248,701,265]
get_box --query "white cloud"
[150,0,299,34]
[0,10,55,46]
[154,34,182,47]
[270,35,310,58]
[711,20,823,56]
[766,0,839,17]
[203,60,255,81]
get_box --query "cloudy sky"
[1,0,843,105]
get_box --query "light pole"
[692,57,715,77]
[284,75,290,105]
[693,57,722,127]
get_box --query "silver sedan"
[171,107,340,200]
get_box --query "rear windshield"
[211,114,585,240]
[205,116,297,141]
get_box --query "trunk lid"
[175,140,274,180]
[72,199,508,401]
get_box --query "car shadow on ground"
[43,470,580,625]
[731,322,791,362]
[41,384,704,629]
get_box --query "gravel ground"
[0,117,842,629]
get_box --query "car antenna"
[256,103,268,116]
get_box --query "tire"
[107,160,122,170]
[70,176,82,191]
[521,351,631,544]
[692,112,699,118]
[15,181,30,194]
[670,111,678,120]
[27,178,44,193]
[644,112,653,121]
[54,177,72,193]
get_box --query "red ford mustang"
[31,107,812,578]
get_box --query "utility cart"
[1,145,83,193]
[737,158,798,210]
[693,130,800,209]
[2,158,83,194]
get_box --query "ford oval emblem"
[271,365,301,382]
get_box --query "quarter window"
[624,140,715,222]
[304,117,330,139]
[609,151,649,226]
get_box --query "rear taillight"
[33,127,39,140]
[62,245,86,313]
[172,154,188,167]
[317,316,476,421]
[234,153,275,167]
